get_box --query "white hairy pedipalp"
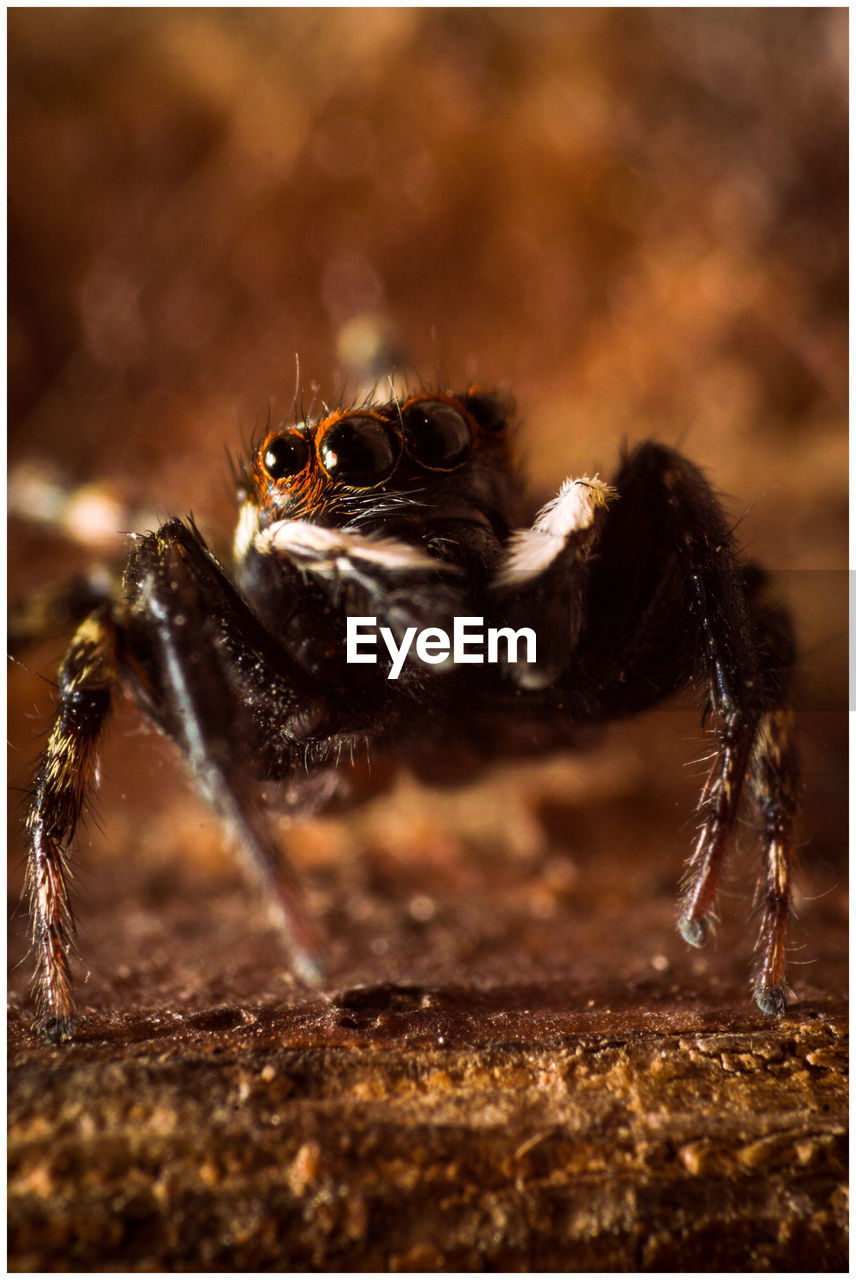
[496,475,616,585]
[254,520,448,576]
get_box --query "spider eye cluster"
[258,392,506,492]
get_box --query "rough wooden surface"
[8,712,848,1271]
[8,978,849,1271]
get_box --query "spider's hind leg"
[747,707,799,1013]
[9,567,116,653]
[586,443,799,1014]
[678,559,799,1017]
[742,581,800,1014]
[25,609,116,1042]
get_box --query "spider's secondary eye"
[317,415,401,488]
[401,399,472,470]
[461,391,507,435]
[262,433,311,481]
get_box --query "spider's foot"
[754,980,788,1018]
[679,913,713,949]
[41,1014,75,1045]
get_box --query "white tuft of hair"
[256,520,445,575]
[496,475,616,585]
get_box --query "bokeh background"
[8,8,847,1024]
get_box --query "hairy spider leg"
[9,567,117,652]
[123,519,335,987]
[738,571,800,1012]
[679,666,759,948]
[25,609,116,1042]
[747,708,799,1013]
[581,443,798,1013]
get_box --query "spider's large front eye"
[317,414,401,488]
[400,398,472,470]
[262,433,311,481]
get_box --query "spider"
[14,387,799,1043]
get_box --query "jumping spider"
[15,388,798,1042]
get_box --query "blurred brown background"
[7,9,848,1271]
[8,9,847,526]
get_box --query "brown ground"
[8,10,847,1272]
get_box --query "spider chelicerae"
[14,387,798,1042]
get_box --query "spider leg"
[737,578,799,1012]
[747,708,799,1013]
[123,519,334,985]
[9,567,116,652]
[25,609,116,1042]
[678,699,759,949]
[582,443,798,1014]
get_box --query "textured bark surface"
[8,977,848,1271]
[8,711,848,1271]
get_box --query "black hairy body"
[15,389,799,1043]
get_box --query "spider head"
[235,390,520,561]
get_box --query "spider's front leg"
[24,516,358,1043]
[25,609,117,1042]
[585,443,799,1014]
[121,519,339,986]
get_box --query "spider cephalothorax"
[16,387,799,1042]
